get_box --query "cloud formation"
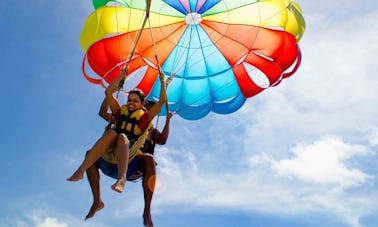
[273,136,371,188]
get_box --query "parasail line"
[118,0,152,91]
[147,16,170,114]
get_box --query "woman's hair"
[128,88,145,103]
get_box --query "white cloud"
[34,217,67,227]
[152,140,376,227]
[19,211,112,227]
[273,136,371,188]
[366,126,378,146]
[13,213,70,227]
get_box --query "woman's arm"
[105,69,125,114]
[147,71,167,122]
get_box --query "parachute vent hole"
[106,2,125,7]
[143,56,158,69]
[252,51,273,62]
[283,57,299,75]
[235,54,248,66]
[185,13,202,25]
[243,62,270,89]
[265,26,285,32]
[122,66,148,91]
[104,32,124,39]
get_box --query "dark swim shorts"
[97,156,142,181]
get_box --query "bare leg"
[140,154,156,227]
[85,163,104,220]
[111,134,129,193]
[67,130,117,181]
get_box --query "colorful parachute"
[80,0,305,120]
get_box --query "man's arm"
[98,97,112,122]
[154,112,172,145]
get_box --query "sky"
[0,0,377,227]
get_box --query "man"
[85,98,173,227]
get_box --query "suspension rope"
[117,0,152,92]
[146,15,171,115]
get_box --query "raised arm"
[105,69,125,114]
[147,71,167,122]
[154,112,172,145]
[98,97,112,122]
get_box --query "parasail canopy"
[80,0,306,120]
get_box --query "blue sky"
[0,0,377,227]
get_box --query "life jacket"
[114,105,146,141]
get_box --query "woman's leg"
[67,129,117,181]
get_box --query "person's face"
[127,93,143,111]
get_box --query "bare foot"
[85,201,105,220]
[67,169,84,181]
[143,211,153,227]
[111,177,126,193]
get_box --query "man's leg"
[140,154,156,227]
[85,163,104,220]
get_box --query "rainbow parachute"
[80,0,305,120]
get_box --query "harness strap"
[128,123,152,162]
